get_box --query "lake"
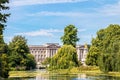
[6,70,120,80]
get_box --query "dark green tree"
[61,25,79,47]
[8,35,36,70]
[86,24,120,72]
[49,45,79,69]
[0,54,9,78]
[0,0,10,54]
[25,54,36,70]
[0,0,10,36]
[0,0,10,78]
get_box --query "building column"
[46,48,50,58]
[77,48,80,61]
[82,48,88,66]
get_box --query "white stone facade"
[29,43,60,65]
[76,45,88,65]
[29,43,88,66]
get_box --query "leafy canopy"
[86,24,120,72]
[61,25,79,47]
[0,0,10,78]
[49,45,79,69]
[8,35,36,70]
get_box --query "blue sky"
[4,0,120,45]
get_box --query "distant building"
[76,44,88,66]
[29,43,88,67]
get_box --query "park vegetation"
[0,0,36,78]
[86,24,120,73]
[1,0,120,78]
[0,0,10,78]
[44,24,120,74]
[61,24,79,47]
[8,35,36,70]
[0,35,36,78]
[49,45,80,70]
[43,25,80,70]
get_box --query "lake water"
[6,70,120,80]
[7,75,120,80]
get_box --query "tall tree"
[8,35,36,70]
[0,0,10,46]
[86,24,120,72]
[0,0,10,54]
[0,0,10,30]
[61,25,79,47]
[0,0,10,78]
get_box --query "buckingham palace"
[29,43,88,66]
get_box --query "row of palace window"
[31,51,46,54]
[31,49,57,54]
[34,55,46,59]
[30,48,46,51]
[30,48,58,51]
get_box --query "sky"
[4,0,120,45]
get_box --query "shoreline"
[9,66,120,78]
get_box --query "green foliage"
[25,54,36,70]
[9,35,30,55]
[78,66,99,71]
[87,24,120,72]
[8,35,36,70]
[0,0,10,78]
[61,25,79,47]
[0,0,10,33]
[42,57,51,66]
[0,54,9,78]
[86,46,99,66]
[49,45,79,69]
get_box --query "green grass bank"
[9,66,120,78]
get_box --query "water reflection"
[35,74,76,80]
[7,74,120,80]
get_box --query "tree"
[85,46,99,66]
[61,25,79,47]
[49,45,79,69]
[0,0,10,78]
[0,54,9,78]
[8,35,36,70]
[0,0,10,35]
[0,0,10,54]
[87,24,120,72]
[9,35,30,55]
[0,0,10,53]
[25,54,36,70]
[42,57,51,66]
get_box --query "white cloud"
[11,0,88,6]
[28,11,87,17]
[98,1,120,16]
[15,28,86,37]
[16,29,63,37]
